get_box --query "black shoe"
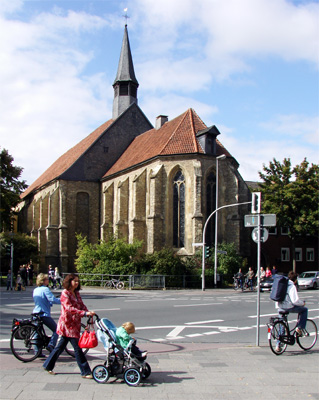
[38,353,46,358]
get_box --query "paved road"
[1,286,318,345]
[0,287,318,399]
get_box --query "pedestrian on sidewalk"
[6,269,13,290]
[43,273,95,379]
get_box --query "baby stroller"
[93,317,151,386]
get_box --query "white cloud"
[221,131,319,181]
[260,114,319,145]
[140,94,218,126]
[135,0,319,82]
[0,6,112,185]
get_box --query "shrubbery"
[75,235,243,288]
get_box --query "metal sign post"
[256,213,261,346]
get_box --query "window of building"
[76,192,89,240]
[173,170,185,248]
[281,248,290,262]
[281,227,290,235]
[119,83,129,95]
[268,227,277,235]
[206,172,216,245]
[306,248,315,262]
[295,248,302,262]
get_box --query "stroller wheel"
[141,362,151,379]
[93,365,109,384]
[124,368,141,386]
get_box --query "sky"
[0,0,318,186]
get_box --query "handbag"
[78,323,98,349]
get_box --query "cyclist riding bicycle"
[275,270,308,351]
[33,273,61,355]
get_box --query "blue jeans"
[34,316,58,353]
[287,305,308,329]
[43,336,91,376]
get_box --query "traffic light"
[204,246,211,259]
[6,244,11,256]
[251,192,261,214]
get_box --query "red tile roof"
[103,108,230,178]
[21,119,114,198]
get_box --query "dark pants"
[43,317,58,349]
[43,336,91,376]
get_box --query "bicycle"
[104,278,124,290]
[10,314,89,362]
[267,310,318,355]
[233,276,248,291]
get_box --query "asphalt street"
[0,287,318,399]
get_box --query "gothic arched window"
[206,172,216,245]
[173,170,185,248]
[76,192,90,240]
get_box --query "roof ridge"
[189,108,199,153]
[160,109,191,155]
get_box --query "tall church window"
[206,172,216,245]
[76,192,89,240]
[173,170,185,247]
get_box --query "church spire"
[112,25,139,119]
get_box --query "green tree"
[259,158,319,272]
[0,232,38,275]
[75,235,143,283]
[0,148,28,231]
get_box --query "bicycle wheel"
[65,323,89,357]
[104,281,112,288]
[268,321,288,355]
[297,319,318,351]
[116,281,124,290]
[233,281,239,290]
[10,325,41,362]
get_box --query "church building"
[17,25,251,271]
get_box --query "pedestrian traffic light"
[251,192,261,214]
[204,246,211,259]
[6,244,11,256]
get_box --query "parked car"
[260,276,273,292]
[297,271,319,290]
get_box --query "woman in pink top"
[43,274,95,378]
[265,267,272,278]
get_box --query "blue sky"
[0,0,318,185]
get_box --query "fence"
[60,273,208,289]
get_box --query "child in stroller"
[92,317,151,386]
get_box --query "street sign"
[244,214,276,227]
[252,227,269,243]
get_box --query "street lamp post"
[214,154,226,288]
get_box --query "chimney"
[155,115,168,130]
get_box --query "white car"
[297,271,319,290]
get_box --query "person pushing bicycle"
[275,271,308,350]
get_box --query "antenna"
[123,8,130,26]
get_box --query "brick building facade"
[17,26,251,272]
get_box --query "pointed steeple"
[112,25,139,119]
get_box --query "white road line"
[185,319,224,325]
[167,326,185,337]
[6,303,34,307]
[174,303,222,307]
[203,331,220,336]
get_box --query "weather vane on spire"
[123,8,129,26]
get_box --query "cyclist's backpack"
[270,275,289,302]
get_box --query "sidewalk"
[1,341,318,400]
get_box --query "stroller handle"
[87,314,100,324]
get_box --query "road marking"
[174,303,222,307]
[167,326,185,338]
[6,303,34,307]
[185,319,224,325]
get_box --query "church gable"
[21,103,152,198]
